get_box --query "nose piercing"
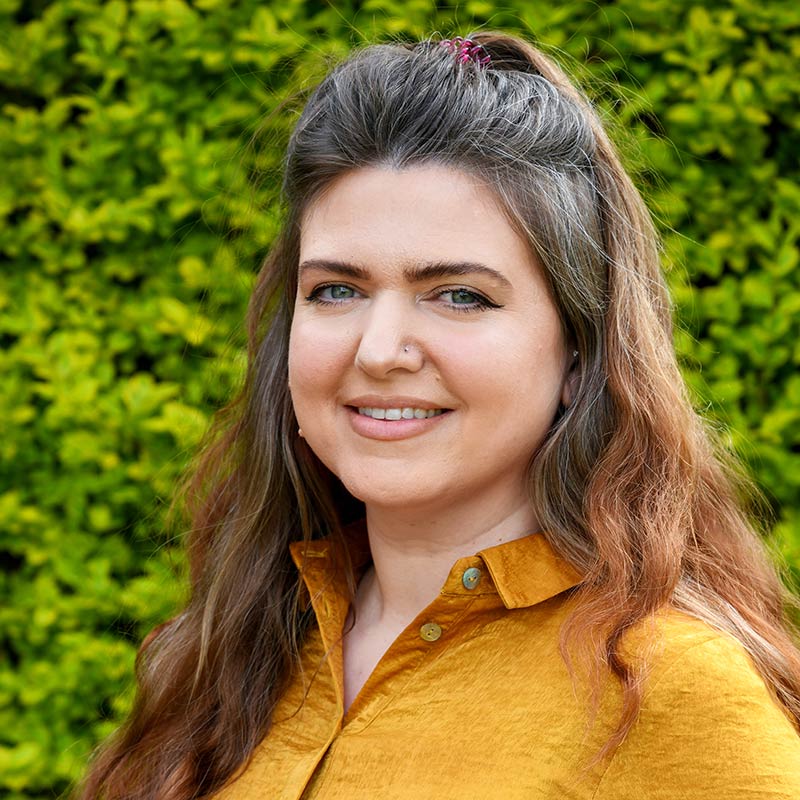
[404,346,410,353]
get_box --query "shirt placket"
[341,589,480,731]
[299,554,502,800]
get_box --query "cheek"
[288,318,350,412]
[456,325,565,417]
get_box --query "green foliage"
[1,1,798,796]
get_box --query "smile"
[357,407,446,420]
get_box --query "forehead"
[298,165,536,275]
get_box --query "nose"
[354,294,424,378]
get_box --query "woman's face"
[289,165,576,514]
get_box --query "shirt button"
[462,567,482,590]
[419,622,442,642]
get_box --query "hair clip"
[439,37,491,68]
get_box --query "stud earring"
[298,427,305,438]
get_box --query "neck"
[356,483,541,627]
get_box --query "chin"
[340,475,441,511]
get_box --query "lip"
[344,405,453,441]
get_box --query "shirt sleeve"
[592,632,800,799]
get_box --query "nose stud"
[355,342,418,375]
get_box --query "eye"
[305,284,360,305]
[435,287,501,313]
[448,289,482,305]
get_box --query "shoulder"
[631,609,792,711]
[618,609,798,737]
[592,608,800,800]
[626,609,773,693]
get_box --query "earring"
[572,350,578,359]
[298,427,305,438]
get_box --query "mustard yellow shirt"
[215,523,800,799]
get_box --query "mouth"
[343,404,453,440]
[351,405,450,421]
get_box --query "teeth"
[357,407,445,420]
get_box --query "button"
[462,566,482,590]
[419,622,442,642]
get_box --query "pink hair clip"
[439,37,491,68]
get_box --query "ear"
[560,349,580,408]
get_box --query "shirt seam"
[589,632,723,800]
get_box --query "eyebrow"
[297,258,513,289]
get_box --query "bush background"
[2,0,799,796]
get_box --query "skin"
[288,164,578,712]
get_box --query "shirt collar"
[289,518,583,612]
[477,531,583,608]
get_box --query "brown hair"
[76,30,800,799]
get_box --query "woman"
[78,31,800,799]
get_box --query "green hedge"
[1,1,798,797]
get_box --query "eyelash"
[304,284,501,314]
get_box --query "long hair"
[76,31,800,799]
